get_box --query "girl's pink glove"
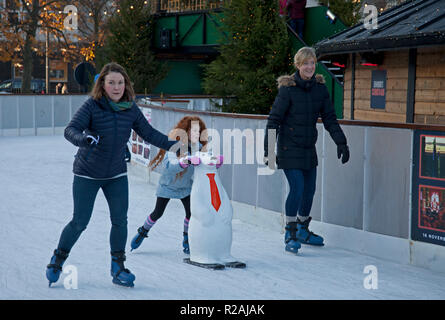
[209,155,224,168]
[189,155,201,166]
[179,155,201,169]
[179,156,190,169]
[216,155,224,169]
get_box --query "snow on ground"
[0,135,444,300]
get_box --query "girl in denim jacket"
[131,116,207,254]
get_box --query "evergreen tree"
[318,0,362,27]
[96,0,168,94]
[202,0,293,114]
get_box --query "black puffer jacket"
[264,72,347,170]
[65,97,176,179]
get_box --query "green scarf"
[108,99,133,112]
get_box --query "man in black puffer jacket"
[46,62,181,288]
[264,47,349,254]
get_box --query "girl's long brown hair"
[149,116,208,179]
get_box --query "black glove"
[124,145,131,162]
[337,144,350,164]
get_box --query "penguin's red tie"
[206,173,221,212]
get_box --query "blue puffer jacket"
[65,97,177,179]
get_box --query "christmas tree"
[318,0,362,26]
[96,0,168,94]
[202,0,293,114]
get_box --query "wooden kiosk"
[315,0,445,125]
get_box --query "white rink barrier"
[2,94,444,274]
[129,104,445,274]
[0,95,222,136]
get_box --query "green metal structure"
[153,10,225,95]
[152,6,347,117]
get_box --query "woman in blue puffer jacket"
[46,62,181,288]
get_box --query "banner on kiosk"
[130,107,152,166]
[412,130,445,246]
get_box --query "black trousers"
[150,195,191,222]
[57,175,128,254]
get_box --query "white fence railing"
[2,95,444,273]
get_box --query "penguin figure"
[184,152,246,269]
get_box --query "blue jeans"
[57,175,129,254]
[283,167,316,218]
[289,18,305,39]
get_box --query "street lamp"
[46,28,49,94]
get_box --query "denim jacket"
[155,142,202,199]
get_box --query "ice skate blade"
[285,247,299,255]
[300,242,325,246]
[112,278,135,288]
[224,261,246,269]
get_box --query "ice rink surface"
[1,135,444,300]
